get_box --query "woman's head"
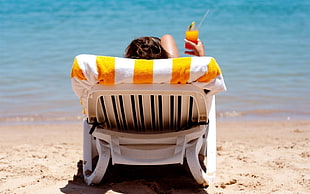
[125,37,169,59]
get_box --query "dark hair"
[125,37,169,59]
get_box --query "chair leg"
[83,118,93,177]
[84,139,110,185]
[186,137,209,187]
[194,96,217,185]
[206,96,216,184]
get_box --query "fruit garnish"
[188,21,196,31]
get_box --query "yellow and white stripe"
[71,54,226,112]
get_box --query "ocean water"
[1,0,309,125]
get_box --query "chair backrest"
[87,84,212,134]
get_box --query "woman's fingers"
[184,39,205,56]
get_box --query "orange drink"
[185,29,199,50]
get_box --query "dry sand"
[0,120,309,194]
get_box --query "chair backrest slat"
[169,95,174,130]
[158,95,163,130]
[99,96,111,129]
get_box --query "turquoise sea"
[1,0,309,125]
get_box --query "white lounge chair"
[71,55,226,187]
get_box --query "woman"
[125,34,205,59]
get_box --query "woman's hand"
[184,39,205,56]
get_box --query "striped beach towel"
[71,54,226,112]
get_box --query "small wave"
[217,109,310,121]
[218,111,243,118]
[0,114,84,125]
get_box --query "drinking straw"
[198,9,210,28]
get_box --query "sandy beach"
[0,120,309,194]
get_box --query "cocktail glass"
[185,27,199,50]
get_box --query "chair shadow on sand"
[60,158,209,194]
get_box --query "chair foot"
[84,139,110,185]
[186,137,209,187]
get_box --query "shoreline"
[1,120,309,193]
[1,112,309,127]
